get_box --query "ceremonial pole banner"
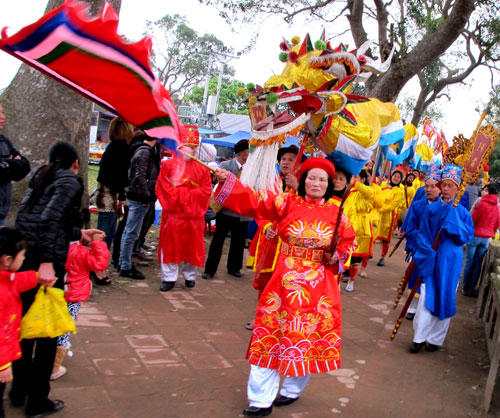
[0,0,184,150]
[390,116,498,341]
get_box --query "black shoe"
[274,395,299,407]
[120,266,144,280]
[185,280,195,288]
[377,258,385,266]
[160,282,175,292]
[405,312,415,320]
[201,273,213,280]
[228,270,242,278]
[243,406,272,417]
[28,399,64,418]
[409,342,423,353]
[425,342,439,352]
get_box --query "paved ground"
[3,233,494,418]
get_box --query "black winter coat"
[16,167,83,266]
[96,139,131,201]
[126,143,159,204]
[0,134,31,217]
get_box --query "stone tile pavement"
[3,239,492,418]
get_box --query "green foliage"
[183,78,249,115]
[145,14,235,100]
[486,85,500,178]
[397,94,443,125]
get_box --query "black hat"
[277,145,307,162]
[234,139,249,155]
[48,142,79,170]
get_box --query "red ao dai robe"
[156,158,212,266]
[215,173,356,376]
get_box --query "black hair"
[359,169,369,185]
[26,142,79,209]
[487,183,498,195]
[0,227,27,258]
[297,169,335,201]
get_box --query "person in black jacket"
[96,117,134,249]
[11,142,101,417]
[0,103,31,224]
[119,132,158,280]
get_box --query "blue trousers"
[462,236,489,294]
[119,199,149,271]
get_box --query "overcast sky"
[0,0,494,139]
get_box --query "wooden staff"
[393,255,415,309]
[388,234,405,258]
[390,232,439,340]
[186,153,217,172]
[324,183,353,264]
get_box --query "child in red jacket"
[0,227,52,418]
[51,231,109,380]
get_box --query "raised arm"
[214,171,289,221]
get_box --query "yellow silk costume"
[374,183,405,242]
[344,181,375,257]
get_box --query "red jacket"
[472,194,500,238]
[0,270,38,368]
[64,241,110,302]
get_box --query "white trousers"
[160,252,197,283]
[413,284,451,346]
[407,296,419,314]
[247,365,311,408]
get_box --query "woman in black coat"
[95,117,134,249]
[11,142,100,417]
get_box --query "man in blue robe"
[401,165,442,319]
[410,164,474,353]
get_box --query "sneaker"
[345,281,354,292]
[50,366,67,381]
[359,271,368,278]
[377,258,385,266]
[120,266,144,280]
[201,273,213,280]
[184,280,195,288]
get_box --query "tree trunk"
[366,0,475,102]
[0,0,121,224]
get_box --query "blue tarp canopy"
[201,130,251,147]
[202,131,300,148]
[198,128,227,135]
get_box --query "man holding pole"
[400,165,441,319]
[409,165,474,353]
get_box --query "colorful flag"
[0,0,183,150]
[422,117,435,141]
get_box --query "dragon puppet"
[240,32,404,192]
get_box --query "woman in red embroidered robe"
[214,157,356,417]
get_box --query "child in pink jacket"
[51,231,109,380]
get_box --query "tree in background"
[201,0,500,126]
[0,0,121,222]
[146,14,235,103]
[485,84,500,178]
[182,78,248,115]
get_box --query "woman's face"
[391,172,402,185]
[305,168,329,200]
[333,171,347,191]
